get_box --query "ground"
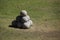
[0,0,60,40]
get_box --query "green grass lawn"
[0,0,60,40]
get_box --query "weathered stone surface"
[11,10,33,29]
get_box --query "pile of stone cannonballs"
[17,10,33,29]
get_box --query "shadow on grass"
[9,25,28,29]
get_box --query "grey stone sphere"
[20,10,27,16]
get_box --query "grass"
[0,0,60,40]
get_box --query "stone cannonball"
[20,10,27,16]
[22,15,30,22]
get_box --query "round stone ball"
[22,15,30,22]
